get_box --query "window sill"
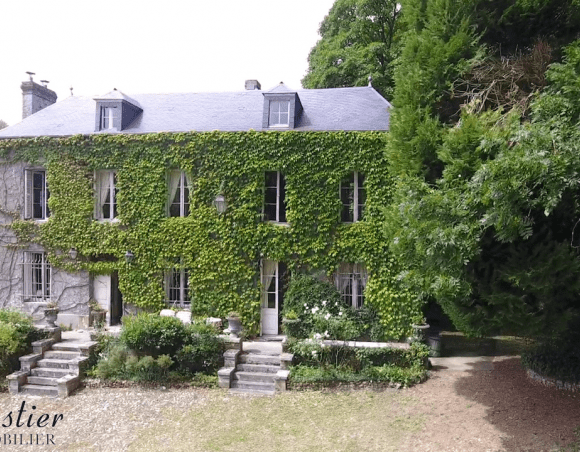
[95,218,120,223]
[266,221,290,227]
[33,218,50,224]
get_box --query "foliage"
[176,322,225,373]
[0,310,43,377]
[383,0,580,337]
[282,274,391,340]
[120,314,187,357]
[94,341,174,382]
[0,131,414,336]
[0,119,7,130]
[302,0,403,99]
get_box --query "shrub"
[0,309,43,377]
[120,313,187,357]
[522,339,580,384]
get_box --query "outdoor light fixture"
[68,248,78,260]
[125,250,135,264]
[213,194,227,214]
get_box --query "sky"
[0,0,336,128]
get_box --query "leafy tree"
[0,120,7,130]
[384,0,580,337]
[302,0,403,99]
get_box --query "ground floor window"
[335,263,367,309]
[166,263,189,308]
[22,251,51,301]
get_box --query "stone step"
[21,384,58,397]
[30,367,72,378]
[52,341,97,353]
[230,380,276,393]
[44,350,81,360]
[238,354,281,366]
[27,376,59,386]
[229,387,276,396]
[37,358,73,369]
[236,363,280,373]
[233,371,277,383]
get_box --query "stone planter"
[411,323,430,343]
[44,309,59,328]
[427,332,442,357]
[227,316,242,337]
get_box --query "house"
[0,76,392,336]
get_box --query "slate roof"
[0,86,391,138]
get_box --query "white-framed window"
[22,251,51,302]
[167,170,190,217]
[24,168,50,220]
[335,263,367,309]
[340,171,366,222]
[261,260,288,310]
[95,170,117,220]
[269,100,290,127]
[264,171,286,223]
[100,106,116,130]
[165,261,190,307]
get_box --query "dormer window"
[100,106,116,130]
[94,90,142,132]
[269,101,290,127]
[262,83,302,130]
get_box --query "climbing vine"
[0,131,420,337]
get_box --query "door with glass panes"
[261,260,287,335]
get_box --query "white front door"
[261,260,282,335]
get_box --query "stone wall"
[0,159,90,327]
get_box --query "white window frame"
[339,171,365,223]
[264,171,287,223]
[100,106,116,130]
[22,251,51,302]
[269,100,290,127]
[165,261,190,308]
[167,170,190,217]
[335,263,367,309]
[94,170,117,221]
[24,168,49,220]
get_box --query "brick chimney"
[21,74,57,119]
[245,79,261,90]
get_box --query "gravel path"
[0,357,578,451]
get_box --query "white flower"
[322,300,327,306]
[311,350,318,356]
[339,311,343,316]
[304,303,308,307]
[325,313,331,320]
[324,331,329,337]
[311,306,319,314]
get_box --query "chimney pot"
[244,80,261,90]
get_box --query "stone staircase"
[218,341,293,395]
[7,330,97,398]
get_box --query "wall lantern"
[68,248,78,260]
[125,250,135,264]
[213,194,227,214]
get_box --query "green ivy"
[0,131,420,337]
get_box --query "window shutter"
[24,169,32,219]
[22,252,31,300]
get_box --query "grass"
[128,390,425,452]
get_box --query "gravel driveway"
[0,357,578,452]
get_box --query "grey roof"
[0,86,390,138]
[93,89,142,108]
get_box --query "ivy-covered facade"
[0,79,420,338]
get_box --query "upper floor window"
[100,106,116,130]
[165,261,189,308]
[95,170,117,220]
[269,101,290,127]
[335,263,367,309]
[22,251,51,302]
[168,170,190,217]
[264,171,286,223]
[24,168,49,220]
[340,172,365,222]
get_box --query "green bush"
[0,309,42,377]
[522,339,580,384]
[176,325,224,374]
[120,314,187,357]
